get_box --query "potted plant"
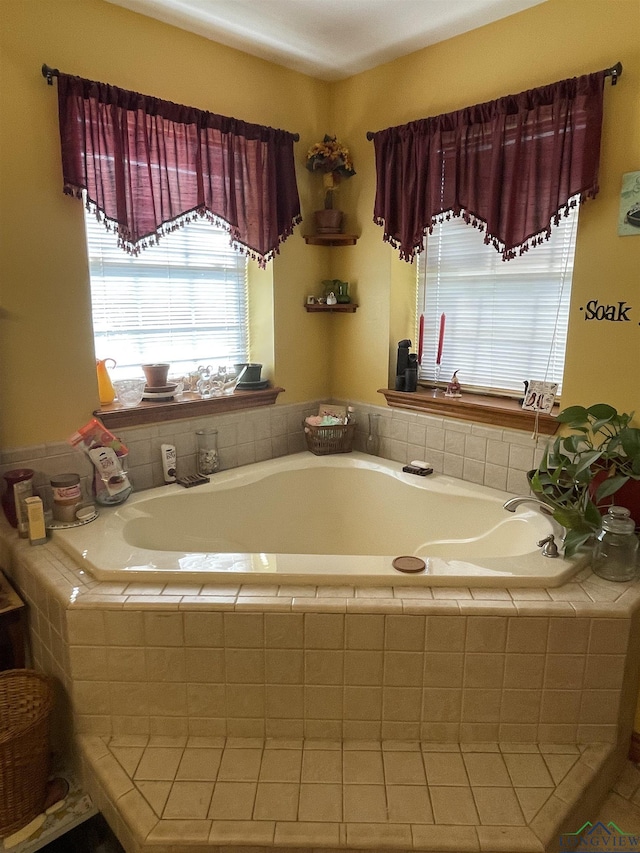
[530,403,640,556]
[306,135,355,233]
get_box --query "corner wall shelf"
[303,234,358,246]
[305,303,358,313]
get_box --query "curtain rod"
[365,61,623,140]
[41,64,301,141]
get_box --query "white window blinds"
[85,212,249,379]
[418,208,578,396]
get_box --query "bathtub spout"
[503,496,555,517]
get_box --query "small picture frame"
[522,380,558,414]
[306,295,316,305]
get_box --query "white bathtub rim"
[52,451,578,587]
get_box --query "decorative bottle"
[196,428,219,475]
[592,506,639,582]
[366,413,380,456]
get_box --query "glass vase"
[196,428,219,475]
[365,413,381,456]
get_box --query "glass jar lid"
[601,506,636,534]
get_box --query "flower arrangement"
[306,135,355,208]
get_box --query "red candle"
[436,313,446,365]
[418,314,424,365]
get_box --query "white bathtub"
[52,452,578,586]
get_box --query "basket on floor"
[304,421,355,455]
[0,669,54,837]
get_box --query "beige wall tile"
[543,655,584,690]
[146,647,186,682]
[67,610,106,645]
[68,646,107,681]
[503,654,545,689]
[466,617,507,652]
[345,614,385,649]
[424,652,464,687]
[107,647,146,682]
[146,683,187,717]
[382,686,422,722]
[589,619,631,654]
[185,648,225,683]
[385,614,425,650]
[539,690,582,724]
[144,613,184,647]
[580,690,621,724]
[304,685,343,720]
[506,617,549,653]
[500,689,542,724]
[186,684,226,718]
[73,680,111,716]
[109,683,149,717]
[304,613,344,649]
[583,654,626,689]
[344,686,383,721]
[384,651,424,686]
[423,687,462,722]
[464,653,505,688]
[223,613,264,648]
[104,611,145,646]
[462,689,502,723]
[183,612,224,647]
[546,618,589,654]
[426,616,467,651]
[265,613,303,648]
[304,649,343,684]
[225,648,264,683]
[265,684,304,719]
[344,650,383,686]
[226,684,265,719]
[264,648,303,684]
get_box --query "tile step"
[77,735,621,853]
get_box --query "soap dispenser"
[592,506,639,582]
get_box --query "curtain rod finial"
[41,64,59,85]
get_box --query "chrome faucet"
[503,496,554,516]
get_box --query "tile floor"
[79,734,632,851]
[40,750,640,852]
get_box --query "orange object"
[96,358,116,404]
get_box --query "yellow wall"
[330,0,640,409]
[1,0,639,449]
[0,0,330,446]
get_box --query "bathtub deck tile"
[78,735,615,853]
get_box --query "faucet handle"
[537,534,559,558]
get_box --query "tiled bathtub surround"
[0,399,548,499]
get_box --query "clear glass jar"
[366,413,380,456]
[196,428,219,475]
[592,506,639,582]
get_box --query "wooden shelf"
[96,387,284,429]
[305,303,358,313]
[303,234,358,246]
[378,387,560,434]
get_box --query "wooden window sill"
[378,387,559,434]
[96,387,284,429]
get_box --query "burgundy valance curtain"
[371,70,607,262]
[56,73,301,267]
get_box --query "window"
[418,206,579,397]
[85,211,249,380]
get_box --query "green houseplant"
[530,403,640,556]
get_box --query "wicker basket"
[0,669,54,837]
[304,421,355,455]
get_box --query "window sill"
[96,387,284,429]
[378,387,559,435]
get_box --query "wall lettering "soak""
[580,300,635,322]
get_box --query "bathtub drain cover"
[392,555,426,574]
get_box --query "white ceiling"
[105,0,548,81]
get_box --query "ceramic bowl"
[114,378,146,407]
